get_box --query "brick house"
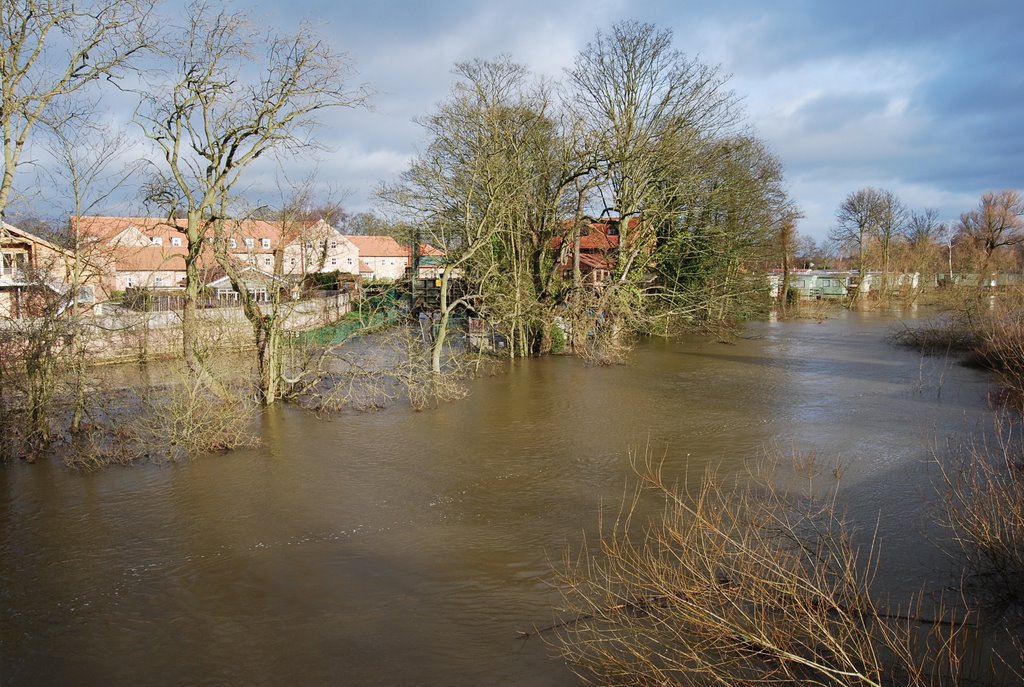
[76,216,359,291]
[0,223,105,318]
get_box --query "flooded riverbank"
[0,309,999,685]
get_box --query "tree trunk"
[70,354,85,435]
[780,251,791,316]
[573,226,582,289]
[181,234,229,398]
[68,298,85,435]
[851,227,868,303]
[881,242,891,300]
[431,266,454,374]
[182,253,203,379]
[254,319,283,406]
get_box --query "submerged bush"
[552,451,967,686]
[130,376,260,460]
[889,317,977,355]
[891,287,1024,409]
[939,413,1024,608]
[974,305,1024,408]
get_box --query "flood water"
[0,309,999,685]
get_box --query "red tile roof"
[75,216,188,240]
[345,234,407,258]
[112,246,188,272]
[550,220,622,251]
[75,216,323,274]
[75,216,286,244]
[415,242,444,257]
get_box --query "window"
[264,256,272,266]
[151,236,162,246]
[330,257,337,266]
[154,276,165,287]
[171,237,182,247]
[77,286,95,304]
[329,240,337,249]
[261,238,271,249]
[229,238,237,249]
[290,257,297,266]
[126,275,136,288]
[244,238,254,249]
[347,257,352,264]
[0,251,23,277]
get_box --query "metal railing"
[118,288,349,312]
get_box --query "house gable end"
[109,226,151,247]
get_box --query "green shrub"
[550,321,566,354]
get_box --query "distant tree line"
[828,187,1024,296]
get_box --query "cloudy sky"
[20,0,1024,243]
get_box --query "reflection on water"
[0,309,997,685]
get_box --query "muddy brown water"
[0,309,998,685]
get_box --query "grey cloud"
[791,93,894,133]
[16,0,1023,241]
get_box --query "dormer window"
[171,237,182,247]
[244,238,254,249]
[229,238,237,249]
[261,238,271,249]
[151,236,162,246]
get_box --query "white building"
[344,235,410,281]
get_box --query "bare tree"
[905,208,943,248]
[46,107,140,433]
[0,115,136,461]
[134,2,369,388]
[830,187,885,301]
[957,190,1024,280]
[794,234,822,269]
[0,272,72,457]
[875,189,907,297]
[567,21,738,285]
[382,57,573,371]
[210,185,345,405]
[565,23,793,335]
[903,208,947,277]
[342,211,400,238]
[0,0,155,226]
